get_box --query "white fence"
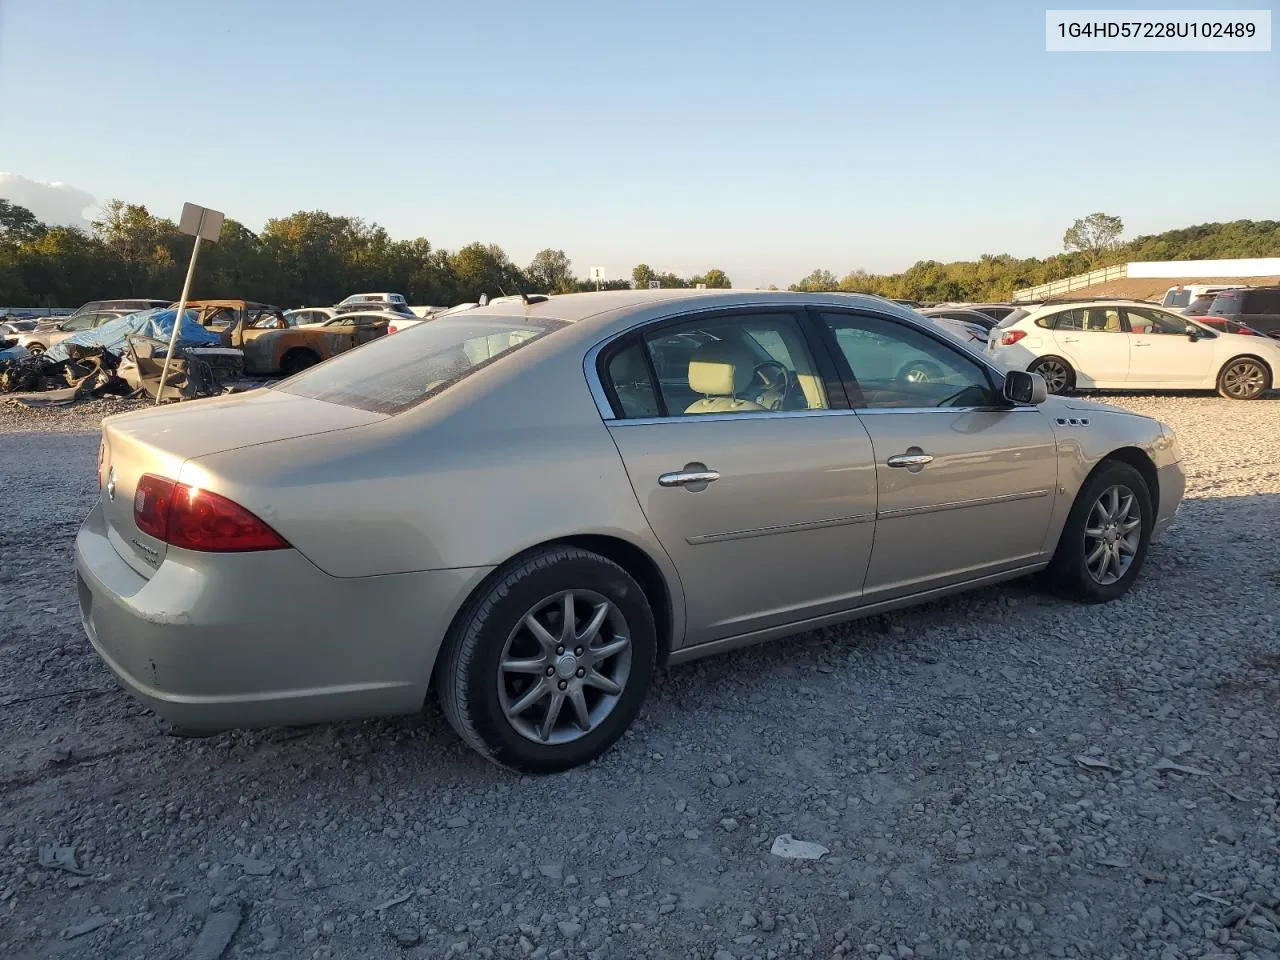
[1012,258,1280,302]
[1012,264,1127,302]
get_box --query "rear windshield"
[996,309,1031,328]
[1208,292,1244,316]
[1184,294,1217,315]
[1162,289,1192,308]
[275,312,567,414]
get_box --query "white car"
[335,292,408,309]
[988,299,1280,400]
[1161,284,1248,314]
[284,307,338,327]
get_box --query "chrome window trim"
[602,406,1042,428]
[583,299,1019,424]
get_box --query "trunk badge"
[106,467,116,502]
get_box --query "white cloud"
[0,172,97,230]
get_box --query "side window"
[604,342,660,419]
[635,313,827,417]
[1246,291,1280,314]
[1048,309,1084,330]
[1083,307,1122,332]
[1126,308,1187,335]
[1034,312,1061,330]
[819,312,1000,410]
[62,314,98,331]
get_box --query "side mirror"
[1004,370,1048,405]
[1185,325,1200,340]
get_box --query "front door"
[815,309,1059,602]
[1048,306,1130,387]
[601,310,879,645]
[1123,306,1211,386]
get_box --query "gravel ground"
[1,394,1278,960]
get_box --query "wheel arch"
[432,535,676,685]
[1091,446,1159,518]
[1219,353,1274,387]
[279,345,322,374]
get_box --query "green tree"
[526,248,577,294]
[698,268,731,288]
[0,200,46,245]
[789,268,838,292]
[631,263,657,289]
[448,242,524,301]
[1063,212,1124,263]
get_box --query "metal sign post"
[590,266,605,292]
[156,203,224,405]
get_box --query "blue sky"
[1,0,1277,288]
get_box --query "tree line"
[3,199,1279,308]
[0,199,733,308]
[790,215,1280,301]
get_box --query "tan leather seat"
[684,341,767,414]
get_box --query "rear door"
[1123,306,1212,386]
[1047,306,1130,386]
[815,309,1059,602]
[600,309,879,645]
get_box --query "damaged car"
[183,300,388,376]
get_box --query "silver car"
[76,290,1185,772]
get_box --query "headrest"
[688,340,756,396]
[611,347,650,385]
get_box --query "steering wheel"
[751,360,790,410]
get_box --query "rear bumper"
[75,502,493,731]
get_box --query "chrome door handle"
[1133,341,1150,347]
[658,468,721,487]
[886,453,934,468]
[1061,337,1080,342]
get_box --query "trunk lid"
[98,389,386,577]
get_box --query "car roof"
[459,289,917,330]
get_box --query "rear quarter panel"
[184,326,686,636]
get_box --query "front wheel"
[436,546,657,773]
[1042,460,1153,603]
[1217,357,1269,400]
[1028,356,1074,395]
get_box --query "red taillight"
[134,474,175,539]
[1000,329,1027,346]
[388,324,398,334]
[133,473,289,552]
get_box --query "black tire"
[280,349,320,376]
[436,546,657,774]
[26,343,46,356]
[1216,357,1270,400]
[1028,356,1074,395]
[1043,460,1153,603]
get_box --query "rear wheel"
[1216,357,1269,400]
[436,546,657,773]
[1043,460,1152,603]
[1028,356,1073,395]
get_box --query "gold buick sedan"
[76,290,1185,772]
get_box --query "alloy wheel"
[1083,484,1141,586]
[1033,359,1069,394]
[1221,360,1266,399]
[497,590,632,745]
